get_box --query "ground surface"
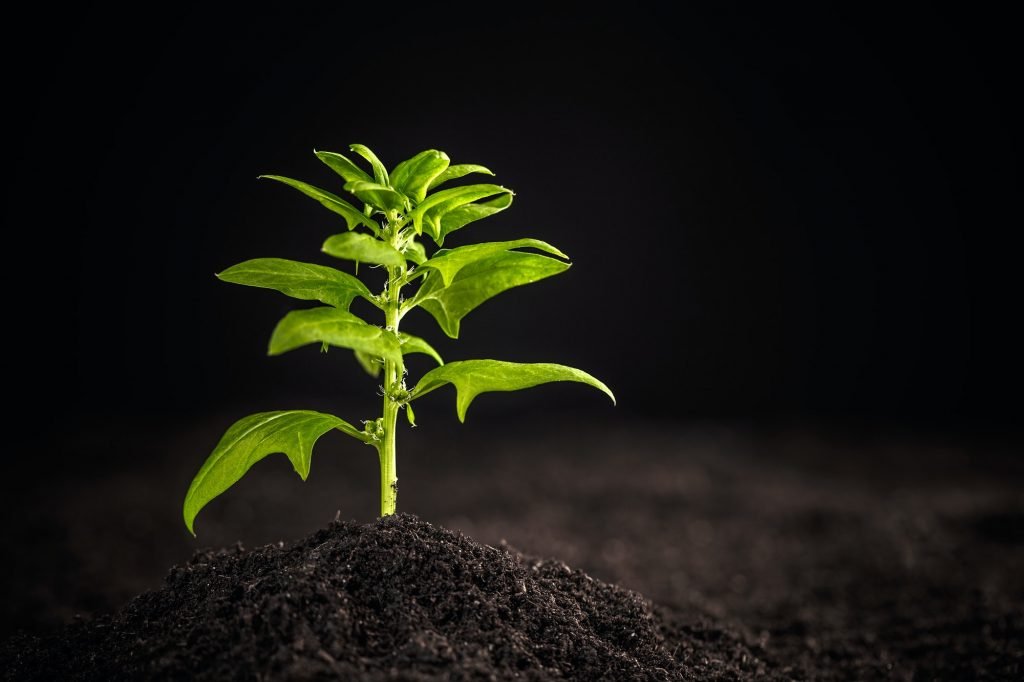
[2,414,1022,679]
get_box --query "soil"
[1,415,1022,679]
[2,514,761,680]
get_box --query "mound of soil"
[2,514,765,680]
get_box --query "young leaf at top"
[217,258,374,310]
[390,150,450,203]
[315,150,372,184]
[427,164,494,190]
[322,232,405,267]
[408,184,512,240]
[349,144,389,185]
[260,175,379,233]
[413,360,615,422]
[343,180,409,212]
[268,307,402,362]
[413,251,570,338]
[183,410,363,535]
[421,239,568,287]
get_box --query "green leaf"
[354,350,381,377]
[407,184,512,239]
[315,150,372,184]
[414,251,570,338]
[427,164,494,190]
[343,180,408,212]
[216,258,373,310]
[183,410,363,534]
[413,360,615,421]
[402,240,428,265]
[390,150,450,203]
[260,175,379,232]
[399,333,444,365]
[436,193,514,244]
[268,307,401,362]
[349,144,389,185]
[421,239,568,287]
[322,232,405,267]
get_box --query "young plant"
[183,145,614,534]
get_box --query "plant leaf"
[402,240,428,265]
[322,232,405,267]
[354,350,381,377]
[183,410,363,534]
[413,360,615,421]
[260,175,379,232]
[407,184,511,239]
[420,239,568,287]
[349,144,389,185]
[436,193,514,244]
[217,258,373,310]
[268,307,401,362]
[315,150,372,184]
[343,180,408,212]
[427,164,494,190]
[399,333,444,365]
[414,251,570,338]
[390,150,450,203]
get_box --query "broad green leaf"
[268,307,401,362]
[349,144,389,185]
[260,175,379,232]
[421,239,568,287]
[427,164,494,190]
[408,184,511,239]
[390,150,450,203]
[322,232,405,267]
[402,240,428,265]
[315,150,372,184]
[399,332,444,365]
[354,350,381,377]
[217,258,373,310]
[414,251,570,338]
[413,360,615,421]
[343,180,408,212]
[183,410,363,534]
[436,193,514,244]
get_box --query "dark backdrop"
[5,6,1021,439]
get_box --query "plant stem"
[378,223,405,517]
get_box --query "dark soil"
[3,514,762,680]
[2,417,1023,679]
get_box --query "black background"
[5,6,1021,441]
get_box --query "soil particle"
[1,514,765,680]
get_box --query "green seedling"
[183,145,614,534]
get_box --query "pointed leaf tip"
[183,410,363,535]
[216,258,372,310]
[260,175,378,232]
[412,360,615,421]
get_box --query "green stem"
[378,222,405,517]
